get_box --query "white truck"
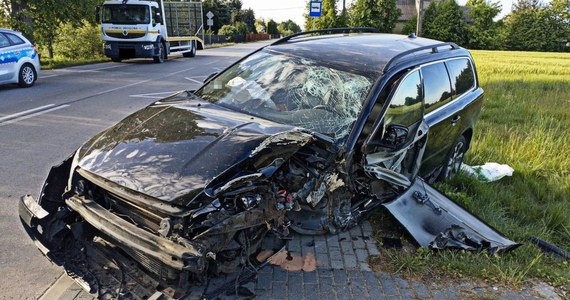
[98,0,204,63]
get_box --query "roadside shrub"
[218,25,238,41]
[54,21,103,59]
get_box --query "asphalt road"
[0,41,269,299]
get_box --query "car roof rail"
[271,27,380,46]
[382,42,460,73]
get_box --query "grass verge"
[40,56,110,70]
[369,50,570,289]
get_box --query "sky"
[240,0,552,30]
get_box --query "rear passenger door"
[419,61,460,178]
[420,58,478,179]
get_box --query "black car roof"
[265,33,470,77]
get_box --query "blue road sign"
[309,1,322,17]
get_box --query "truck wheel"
[183,41,196,58]
[18,63,37,88]
[439,135,467,181]
[154,43,165,63]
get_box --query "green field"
[371,50,570,288]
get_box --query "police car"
[0,28,40,88]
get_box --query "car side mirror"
[154,13,162,24]
[204,72,218,83]
[381,124,409,148]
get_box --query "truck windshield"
[103,4,150,24]
[195,51,373,140]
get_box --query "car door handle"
[451,115,461,126]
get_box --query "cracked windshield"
[196,50,373,139]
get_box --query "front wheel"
[439,135,467,180]
[183,41,196,58]
[153,43,166,63]
[18,63,37,88]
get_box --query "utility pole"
[416,0,424,36]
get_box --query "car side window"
[422,62,452,113]
[446,59,476,98]
[0,34,10,48]
[5,33,25,45]
[385,70,423,127]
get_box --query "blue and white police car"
[0,28,40,88]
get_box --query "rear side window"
[5,33,25,45]
[0,34,10,48]
[422,62,452,113]
[385,70,423,126]
[446,59,475,97]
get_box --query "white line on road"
[0,104,55,122]
[129,91,183,99]
[184,77,203,84]
[0,105,70,126]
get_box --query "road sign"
[206,11,214,19]
[207,19,213,26]
[309,1,322,17]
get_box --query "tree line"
[305,0,570,52]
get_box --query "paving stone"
[327,236,341,248]
[256,271,273,290]
[288,273,304,298]
[329,247,342,258]
[359,262,372,271]
[443,287,460,299]
[353,237,367,249]
[332,269,348,286]
[349,276,369,299]
[304,283,319,299]
[303,270,318,284]
[411,280,431,298]
[316,251,331,268]
[331,259,344,269]
[273,268,288,282]
[319,274,334,293]
[367,242,381,256]
[288,238,302,253]
[271,281,288,299]
[340,241,355,255]
[362,270,379,286]
[336,284,352,300]
[343,254,357,269]
[431,289,448,300]
[314,240,328,253]
[400,287,415,299]
[368,287,387,300]
[348,225,362,237]
[355,248,368,262]
[379,273,400,297]
[318,268,334,277]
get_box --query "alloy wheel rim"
[23,66,34,84]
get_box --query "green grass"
[370,50,570,288]
[40,56,110,70]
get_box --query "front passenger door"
[364,69,428,187]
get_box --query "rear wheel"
[153,42,166,63]
[18,63,36,88]
[439,135,467,180]
[183,41,196,58]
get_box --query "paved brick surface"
[70,221,547,299]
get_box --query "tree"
[255,18,266,33]
[465,0,502,49]
[502,0,565,51]
[231,7,256,33]
[266,19,279,35]
[305,0,343,30]
[277,20,302,36]
[349,0,401,32]
[422,0,469,45]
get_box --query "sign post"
[206,11,214,44]
[309,1,322,30]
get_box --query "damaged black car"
[19,28,519,298]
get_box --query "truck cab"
[100,0,203,63]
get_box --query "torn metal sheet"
[383,178,520,253]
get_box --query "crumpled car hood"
[76,98,295,203]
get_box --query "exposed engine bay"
[19,127,518,298]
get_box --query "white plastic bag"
[460,163,514,182]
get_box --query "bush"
[218,25,239,41]
[54,21,103,59]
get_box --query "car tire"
[183,41,196,58]
[18,63,37,88]
[153,43,166,63]
[439,135,467,180]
